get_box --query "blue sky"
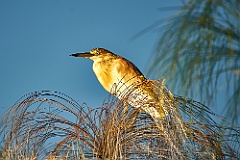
[0,1,183,116]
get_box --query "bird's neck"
[92,57,146,95]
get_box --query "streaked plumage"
[70,48,166,119]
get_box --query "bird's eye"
[95,50,100,55]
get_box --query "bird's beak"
[70,52,93,58]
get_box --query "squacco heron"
[70,48,166,119]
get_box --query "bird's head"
[70,48,116,61]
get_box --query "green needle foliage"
[147,0,240,124]
[0,80,239,159]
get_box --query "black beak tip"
[70,53,77,57]
[69,52,92,58]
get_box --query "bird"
[70,48,166,120]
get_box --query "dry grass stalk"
[0,80,239,159]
